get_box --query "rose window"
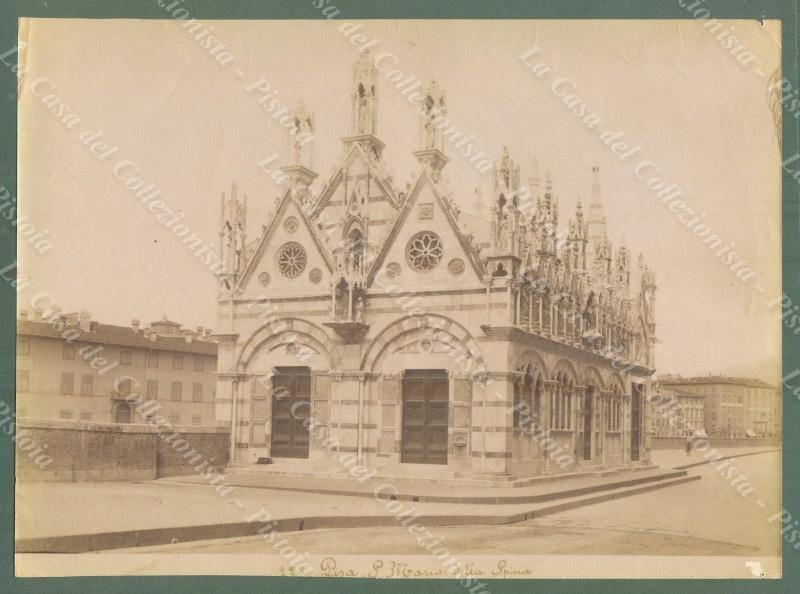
[277,242,307,278]
[406,231,443,272]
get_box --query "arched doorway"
[114,402,131,424]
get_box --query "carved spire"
[287,100,314,170]
[280,101,318,190]
[218,182,248,288]
[352,51,377,136]
[343,52,385,158]
[413,80,449,177]
[586,165,608,256]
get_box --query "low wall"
[15,418,229,482]
[650,436,781,450]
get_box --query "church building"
[214,53,658,480]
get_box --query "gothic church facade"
[214,53,657,479]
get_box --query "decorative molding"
[323,321,370,344]
[211,332,239,343]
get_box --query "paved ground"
[649,446,779,470]
[122,450,780,556]
[14,463,689,541]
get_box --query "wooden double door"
[400,369,449,465]
[270,366,311,459]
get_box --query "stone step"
[177,466,686,506]
[16,473,700,553]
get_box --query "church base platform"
[217,460,666,500]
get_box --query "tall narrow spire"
[586,165,608,255]
[218,182,248,287]
[343,52,385,159]
[287,101,314,170]
[352,51,377,137]
[413,80,449,178]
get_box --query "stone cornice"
[215,371,249,381]
[479,325,655,377]
[328,370,378,381]
[211,332,239,343]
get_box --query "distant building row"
[650,375,780,439]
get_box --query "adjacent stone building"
[214,54,658,479]
[658,375,780,438]
[16,309,218,425]
[649,387,706,438]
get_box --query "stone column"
[472,371,515,476]
[599,390,611,466]
[310,371,332,469]
[622,393,631,463]
[541,379,558,473]
[450,372,472,471]
[212,332,239,424]
[378,373,401,461]
[573,385,586,467]
[216,371,247,464]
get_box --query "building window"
[114,403,132,424]
[191,415,202,426]
[120,350,132,365]
[513,367,536,429]
[17,337,31,356]
[169,414,181,425]
[606,388,622,431]
[61,372,74,395]
[406,231,443,272]
[146,379,158,400]
[173,355,183,370]
[171,381,182,401]
[147,351,159,368]
[193,356,204,372]
[550,370,573,430]
[79,411,92,421]
[16,369,29,392]
[62,343,76,360]
[276,241,308,278]
[192,383,203,402]
[81,374,94,396]
[59,409,74,420]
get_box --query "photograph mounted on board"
[12,16,783,580]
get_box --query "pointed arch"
[607,372,625,393]
[582,366,605,390]
[512,349,549,378]
[550,358,579,383]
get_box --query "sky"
[15,18,782,381]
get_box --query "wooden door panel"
[270,367,311,459]
[401,370,449,465]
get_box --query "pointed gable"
[310,142,401,267]
[236,189,333,298]
[368,170,486,289]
